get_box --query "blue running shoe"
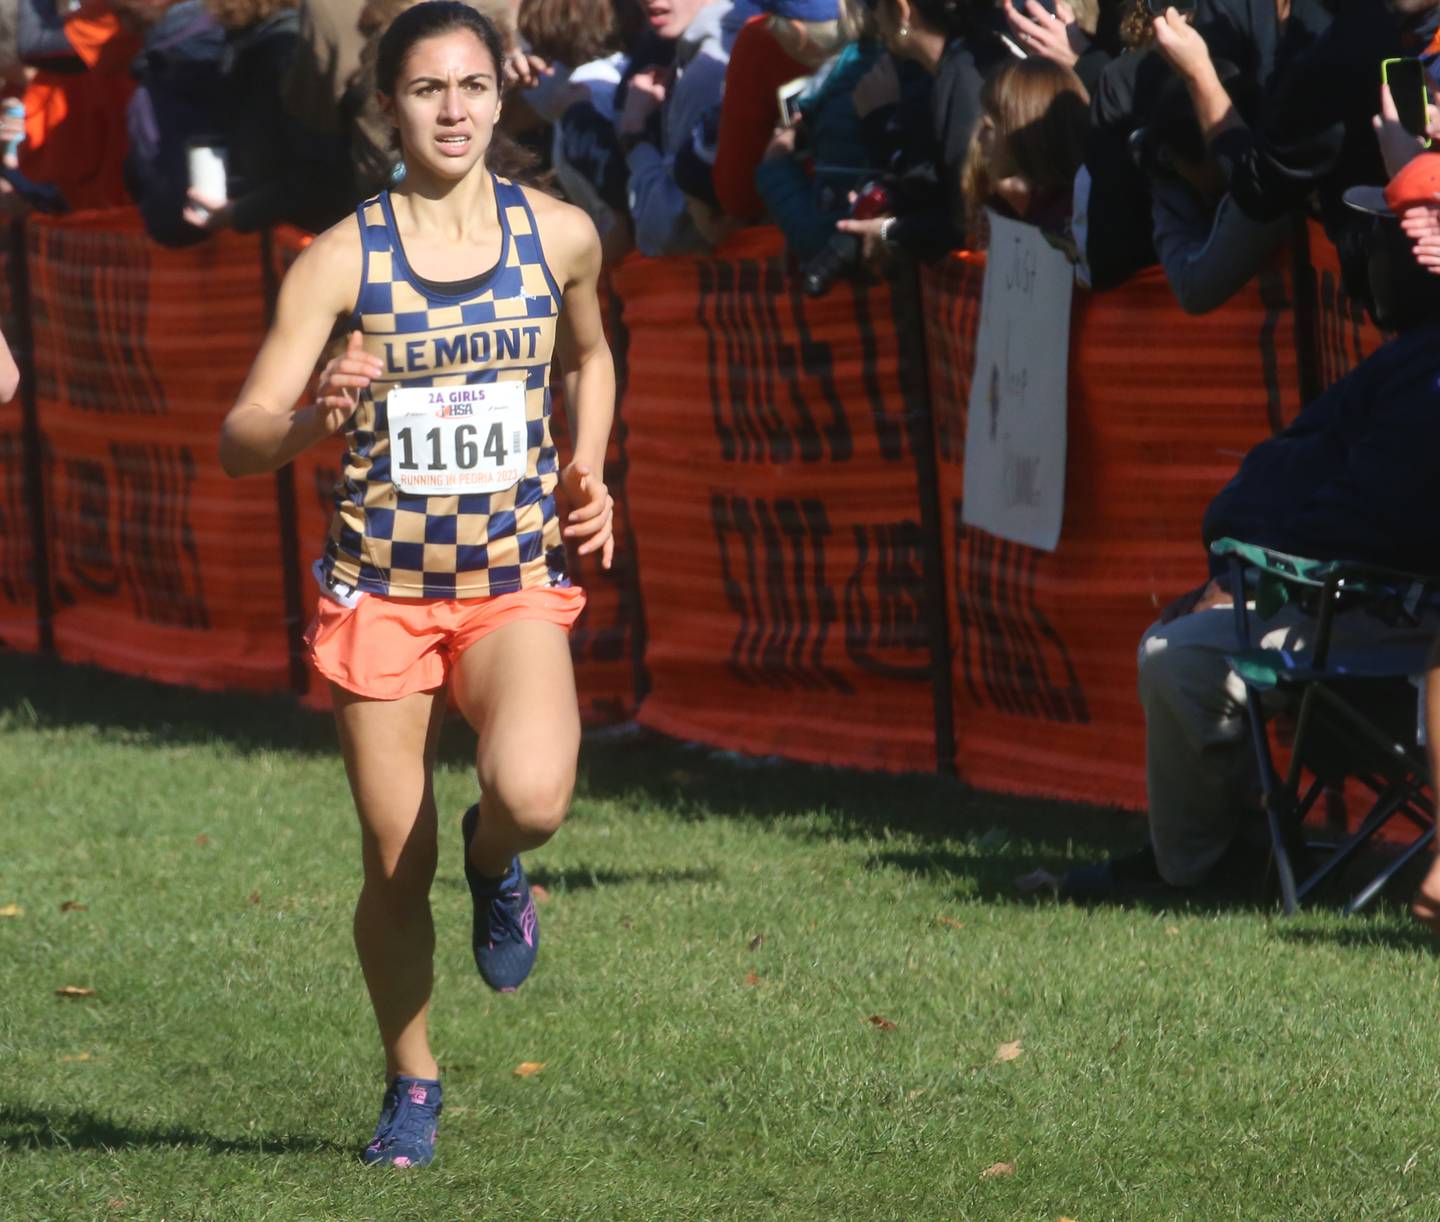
[361,1076,441,1168]
[461,803,539,992]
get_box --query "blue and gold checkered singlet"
[322,177,567,599]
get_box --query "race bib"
[386,381,528,496]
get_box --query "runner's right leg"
[332,683,448,1081]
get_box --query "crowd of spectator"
[12,0,1440,912]
[6,0,1437,308]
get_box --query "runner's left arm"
[548,200,617,568]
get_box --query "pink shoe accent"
[521,902,536,948]
[392,1156,412,1168]
[407,1084,429,1106]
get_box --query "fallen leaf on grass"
[512,1061,545,1078]
[0,903,23,917]
[935,915,965,930]
[1108,1035,1127,1056]
[61,1052,92,1063]
[247,891,261,906]
[195,834,211,847]
[743,971,760,987]
[59,900,87,913]
[747,933,764,951]
[866,1014,897,1031]
[108,1200,126,1211]
[980,1161,1015,1179]
[531,885,551,904]
[994,1040,1023,1063]
[55,986,96,998]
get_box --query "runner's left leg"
[452,619,581,878]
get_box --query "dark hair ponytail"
[375,0,539,182]
[376,1,505,97]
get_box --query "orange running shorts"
[305,583,587,700]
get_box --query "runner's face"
[388,30,500,181]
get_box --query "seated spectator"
[617,0,761,257]
[836,0,1015,264]
[1051,187,1440,901]
[755,1,883,263]
[712,0,841,225]
[958,54,1089,248]
[1138,49,1288,313]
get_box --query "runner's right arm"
[219,219,378,477]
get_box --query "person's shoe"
[361,1076,441,1168]
[461,804,539,992]
[1059,844,1176,902]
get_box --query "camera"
[801,179,896,297]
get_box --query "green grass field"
[3,650,1439,1221]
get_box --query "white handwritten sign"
[961,210,1074,552]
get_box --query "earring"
[389,159,407,185]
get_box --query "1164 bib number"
[386,381,527,496]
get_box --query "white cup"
[186,143,229,203]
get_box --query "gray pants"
[1136,603,1438,887]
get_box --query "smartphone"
[1383,57,1432,145]
[777,76,810,127]
[1010,0,1058,15]
[1144,0,1197,16]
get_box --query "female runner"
[219,0,615,1168]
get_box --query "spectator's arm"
[625,51,730,256]
[625,140,701,256]
[1151,180,1288,314]
[1152,10,1241,144]
[755,156,834,261]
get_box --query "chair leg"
[1345,825,1436,914]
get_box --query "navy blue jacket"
[1203,321,1440,575]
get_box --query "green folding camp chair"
[1212,538,1438,915]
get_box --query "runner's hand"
[560,461,615,570]
[315,330,382,433]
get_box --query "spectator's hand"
[0,97,22,171]
[1412,854,1440,933]
[619,67,670,137]
[314,330,383,435]
[1152,8,1214,86]
[1372,81,1439,180]
[560,461,615,569]
[852,54,899,120]
[1157,578,1232,625]
[834,213,894,269]
[503,46,552,90]
[1399,200,1440,273]
[183,188,233,233]
[1005,0,1089,69]
[764,120,800,162]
